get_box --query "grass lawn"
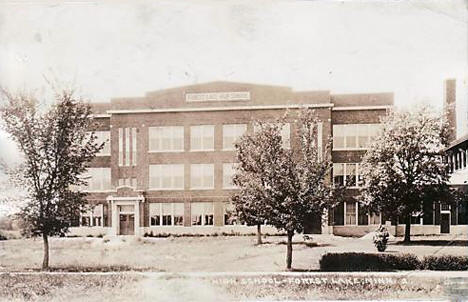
[1,272,464,301]
[0,234,467,272]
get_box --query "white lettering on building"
[185,91,250,102]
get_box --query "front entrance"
[440,213,450,234]
[119,214,135,235]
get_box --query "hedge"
[422,255,468,271]
[320,253,420,271]
[320,253,468,271]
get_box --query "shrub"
[0,233,7,241]
[422,255,468,271]
[320,253,421,271]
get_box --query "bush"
[320,253,421,271]
[422,255,468,271]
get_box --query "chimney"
[444,79,457,142]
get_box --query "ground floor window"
[224,203,238,225]
[369,212,381,225]
[191,202,214,226]
[80,204,103,227]
[149,203,184,226]
[345,202,356,225]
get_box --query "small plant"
[373,225,389,252]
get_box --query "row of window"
[80,202,238,227]
[84,162,367,191]
[82,164,238,191]
[97,122,393,159]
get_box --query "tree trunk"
[286,230,294,270]
[42,233,49,270]
[256,223,262,245]
[404,215,411,244]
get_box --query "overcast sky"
[0,0,467,164]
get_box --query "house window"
[83,168,111,191]
[80,205,103,227]
[224,203,238,225]
[149,203,185,226]
[333,124,381,150]
[333,163,360,187]
[223,124,247,150]
[119,127,137,166]
[149,164,184,190]
[148,126,184,152]
[345,202,357,225]
[190,164,214,189]
[190,125,214,151]
[223,163,238,189]
[191,202,214,226]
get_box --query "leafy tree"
[359,106,456,243]
[233,109,336,269]
[0,89,103,269]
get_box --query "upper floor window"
[190,125,214,151]
[223,124,247,150]
[149,164,184,190]
[149,126,184,152]
[223,163,238,189]
[333,163,361,187]
[94,131,110,156]
[119,127,137,166]
[82,168,111,191]
[191,164,214,189]
[118,178,137,189]
[333,124,381,150]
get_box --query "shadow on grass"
[395,240,468,247]
[275,241,334,248]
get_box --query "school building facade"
[69,81,466,237]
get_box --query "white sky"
[0,0,467,165]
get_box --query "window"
[83,168,111,191]
[80,205,103,227]
[191,164,214,189]
[333,163,360,187]
[223,163,238,189]
[224,203,238,225]
[333,164,345,186]
[149,203,185,226]
[191,202,214,226]
[333,124,381,150]
[345,202,357,225]
[148,126,184,152]
[190,125,214,151]
[94,131,110,156]
[119,127,137,166]
[149,164,184,190]
[369,212,381,225]
[118,178,137,189]
[223,124,246,150]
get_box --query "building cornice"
[105,103,334,115]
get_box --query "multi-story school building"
[70,80,466,237]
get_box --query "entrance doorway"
[119,214,135,235]
[440,213,450,234]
